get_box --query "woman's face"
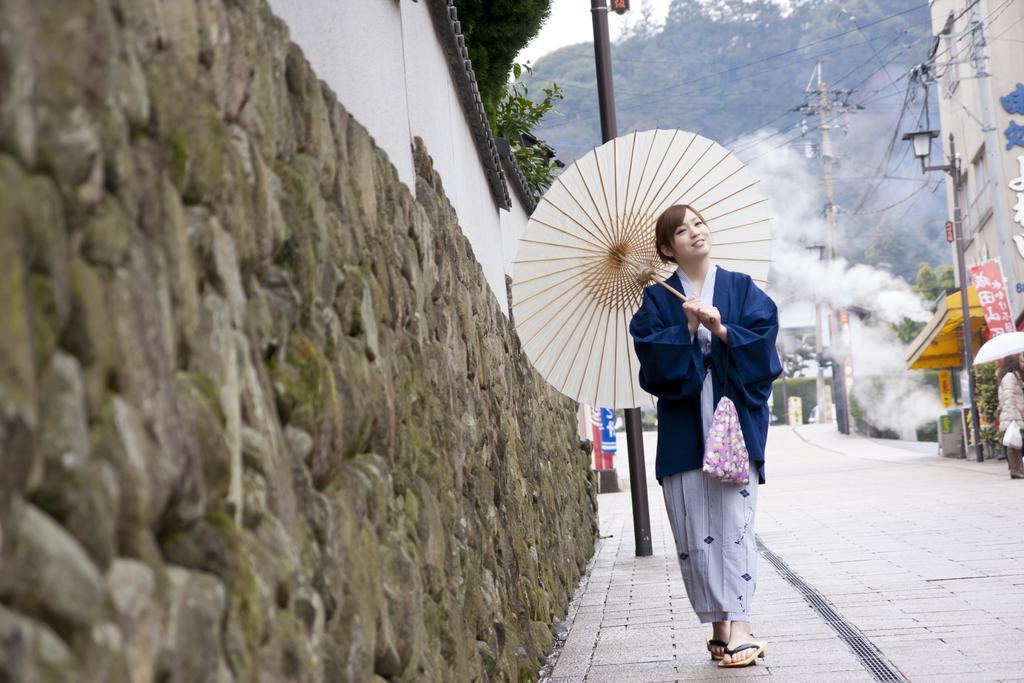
[660,210,710,263]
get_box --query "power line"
[849,180,934,216]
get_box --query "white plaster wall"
[399,0,509,312]
[268,0,520,316]
[501,189,531,278]
[268,0,414,188]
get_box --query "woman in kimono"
[629,204,782,667]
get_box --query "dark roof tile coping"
[496,139,537,214]
[426,0,512,210]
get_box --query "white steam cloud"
[732,113,946,435]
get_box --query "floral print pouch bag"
[702,346,751,485]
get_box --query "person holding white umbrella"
[629,204,782,667]
[511,128,781,668]
[974,331,1024,478]
[996,353,1024,479]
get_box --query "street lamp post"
[591,0,653,557]
[903,130,983,462]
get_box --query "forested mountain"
[524,0,951,280]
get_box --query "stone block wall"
[0,1,598,681]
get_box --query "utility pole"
[946,134,983,462]
[591,0,652,557]
[800,61,853,433]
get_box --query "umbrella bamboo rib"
[518,236,607,255]
[575,300,613,403]
[513,254,592,265]
[636,138,714,228]
[524,277,605,374]
[592,299,613,406]
[521,277,594,362]
[513,253,614,329]
[703,198,769,223]
[627,130,688,232]
[612,301,620,406]
[559,170,616,246]
[712,237,774,247]
[538,200,618,250]
[697,180,760,214]
[512,256,606,313]
[612,136,621,242]
[593,143,618,245]
[650,148,731,220]
[622,304,637,407]
[622,132,640,234]
[576,163,614,246]
[558,281,611,395]
[513,259,604,289]
[623,130,668,230]
[684,161,745,208]
[707,217,772,235]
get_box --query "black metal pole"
[591,0,651,557]
[624,409,652,555]
[949,134,983,462]
[591,1,618,143]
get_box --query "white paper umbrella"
[511,129,773,409]
[974,331,1024,364]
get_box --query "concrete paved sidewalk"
[546,427,1024,682]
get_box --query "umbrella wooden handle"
[640,267,691,303]
[653,278,691,303]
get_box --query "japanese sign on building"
[1010,155,1024,229]
[968,259,1015,338]
[1003,83,1024,150]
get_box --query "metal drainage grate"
[756,536,910,683]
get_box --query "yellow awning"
[905,287,986,370]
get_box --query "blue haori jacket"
[628,267,783,485]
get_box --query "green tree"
[494,64,564,200]
[455,0,552,121]
[912,262,955,305]
[890,263,955,344]
[974,361,998,426]
[973,361,1002,449]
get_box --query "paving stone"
[547,426,1024,682]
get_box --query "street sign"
[940,414,953,434]
[611,0,629,14]
[938,370,953,408]
[969,259,1015,338]
[788,396,803,426]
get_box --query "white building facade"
[928,0,1024,325]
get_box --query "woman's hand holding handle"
[682,298,702,337]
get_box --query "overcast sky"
[515,0,672,66]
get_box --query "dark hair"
[998,353,1023,385]
[654,204,707,264]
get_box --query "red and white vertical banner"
[589,406,604,470]
[968,259,1015,339]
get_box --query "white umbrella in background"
[511,128,774,409]
[974,331,1024,365]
